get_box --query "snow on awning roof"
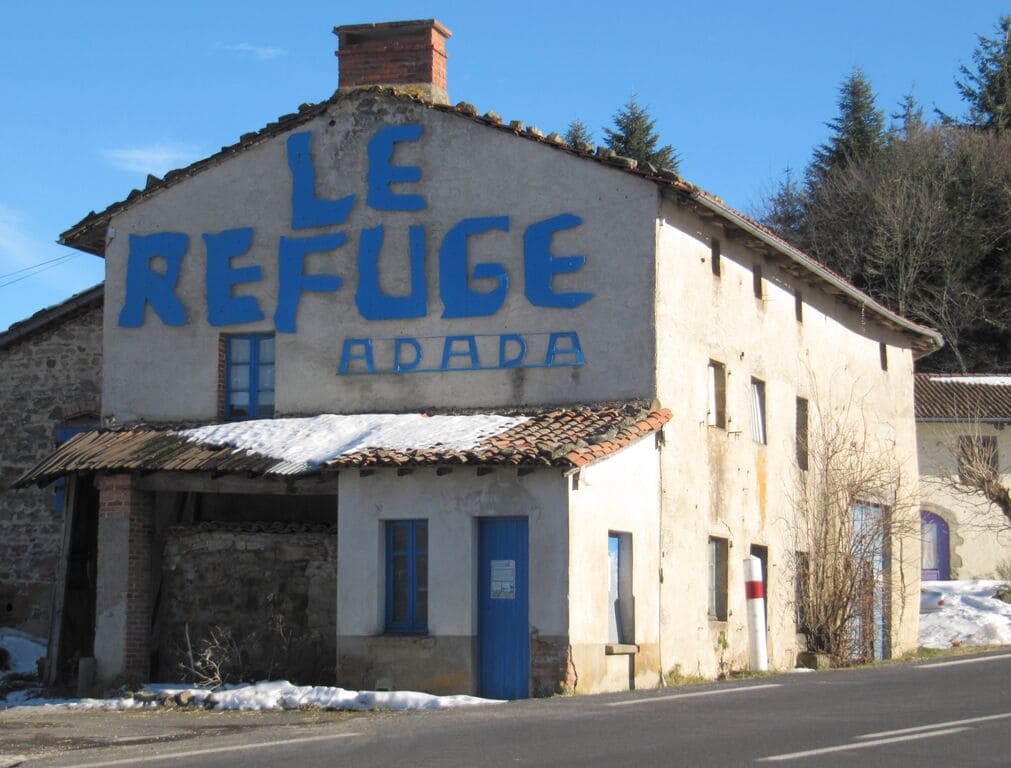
[914,373,1011,422]
[14,402,672,487]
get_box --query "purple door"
[921,511,950,581]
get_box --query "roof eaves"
[0,283,104,350]
[677,191,945,357]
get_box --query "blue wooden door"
[478,517,529,699]
[921,511,950,581]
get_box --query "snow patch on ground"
[2,680,503,712]
[919,580,1011,648]
[180,413,529,468]
[0,628,45,677]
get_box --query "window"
[795,551,809,632]
[795,291,803,322]
[796,397,809,470]
[753,263,763,299]
[385,519,428,633]
[958,435,998,484]
[750,378,767,445]
[225,334,275,419]
[879,342,888,371]
[608,532,634,644]
[708,537,729,621]
[707,360,727,428]
[711,238,721,277]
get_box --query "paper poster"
[490,559,516,599]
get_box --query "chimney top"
[334,19,452,105]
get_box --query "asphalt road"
[4,649,1010,767]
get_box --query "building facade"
[16,20,942,695]
[0,286,102,639]
[916,374,1011,580]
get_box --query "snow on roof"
[180,413,529,472]
[928,376,1011,386]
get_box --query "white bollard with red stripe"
[744,555,769,671]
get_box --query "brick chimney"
[334,19,452,105]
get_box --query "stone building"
[915,374,1011,580]
[0,285,102,638]
[16,19,942,696]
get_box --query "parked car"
[921,588,946,613]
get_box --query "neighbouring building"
[0,285,103,639]
[14,19,943,696]
[915,373,1011,580]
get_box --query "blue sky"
[1,1,1006,331]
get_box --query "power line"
[0,254,79,290]
[0,252,77,281]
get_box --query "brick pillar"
[531,633,577,696]
[93,474,153,687]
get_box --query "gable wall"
[102,93,659,422]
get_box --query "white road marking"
[607,683,780,706]
[48,731,360,768]
[918,652,1011,669]
[856,711,1011,739]
[756,727,969,762]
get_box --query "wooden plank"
[45,475,77,686]
[134,471,340,495]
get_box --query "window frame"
[750,377,767,445]
[224,333,275,420]
[608,531,634,645]
[385,519,429,634]
[708,536,729,621]
[707,360,727,429]
[796,396,809,470]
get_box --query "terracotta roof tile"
[915,373,1011,421]
[15,402,673,487]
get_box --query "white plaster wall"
[566,437,662,692]
[918,421,1011,578]
[102,91,659,422]
[336,467,568,640]
[653,198,923,676]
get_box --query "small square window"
[796,397,809,470]
[711,239,722,277]
[753,264,764,300]
[608,532,634,644]
[225,334,275,419]
[386,519,428,634]
[958,436,998,484]
[751,378,767,445]
[707,361,727,429]
[708,537,729,621]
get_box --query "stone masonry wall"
[158,524,337,684]
[0,300,102,636]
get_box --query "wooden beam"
[134,471,339,495]
[45,475,77,685]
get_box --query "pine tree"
[809,68,885,182]
[760,168,808,244]
[891,91,927,140]
[603,95,679,172]
[948,15,1011,131]
[564,119,594,147]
